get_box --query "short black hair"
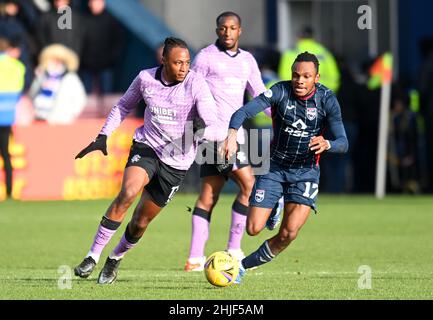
[292,51,320,73]
[216,11,241,26]
[162,37,188,57]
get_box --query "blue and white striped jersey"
[229,81,348,169]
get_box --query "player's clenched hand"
[75,134,108,159]
[309,135,331,154]
[220,128,238,160]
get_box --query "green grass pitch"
[1,194,432,300]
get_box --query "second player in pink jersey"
[184,12,281,271]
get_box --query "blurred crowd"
[1,0,432,195]
[0,0,123,124]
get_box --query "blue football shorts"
[250,161,320,211]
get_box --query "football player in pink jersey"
[184,12,283,271]
[73,37,218,284]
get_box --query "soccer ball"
[204,251,239,287]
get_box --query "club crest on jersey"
[306,107,317,121]
[131,154,141,163]
[144,87,153,97]
[255,189,265,203]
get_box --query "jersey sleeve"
[100,72,143,136]
[229,82,284,130]
[193,74,219,141]
[245,53,266,98]
[324,93,349,153]
[191,50,209,78]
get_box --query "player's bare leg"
[246,203,310,249]
[105,166,150,222]
[125,190,163,238]
[98,190,162,284]
[74,167,149,278]
[196,175,226,212]
[228,165,255,206]
[185,176,225,271]
[267,203,310,254]
[245,206,274,236]
[235,203,310,284]
[226,166,255,259]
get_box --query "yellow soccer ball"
[204,251,239,287]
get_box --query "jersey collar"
[155,65,181,87]
[296,87,317,101]
[215,40,241,58]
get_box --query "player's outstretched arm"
[229,86,279,131]
[99,73,144,137]
[75,134,108,159]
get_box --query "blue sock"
[241,241,276,269]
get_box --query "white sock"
[86,251,101,264]
[108,252,123,261]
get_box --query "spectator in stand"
[80,0,123,94]
[0,0,35,89]
[37,0,85,58]
[388,92,420,193]
[0,36,25,200]
[278,26,340,94]
[29,43,86,124]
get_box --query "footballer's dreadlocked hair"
[292,51,320,73]
[162,37,188,57]
[216,11,242,26]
